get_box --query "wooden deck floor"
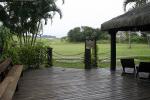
[14,67,150,100]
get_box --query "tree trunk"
[147,34,150,48]
[128,31,131,49]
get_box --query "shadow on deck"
[14,67,150,100]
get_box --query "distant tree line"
[64,26,150,45]
[67,26,109,42]
[116,31,150,43]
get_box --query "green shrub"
[131,36,147,43]
[1,46,20,64]
[19,42,47,69]
[1,41,49,70]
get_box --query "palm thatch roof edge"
[101,2,150,31]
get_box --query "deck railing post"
[47,47,53,67]
[85,48,91,69]
[84,36,97,69]
[109,30,117,71]
[93,37,98,68]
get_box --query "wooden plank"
[0,58,12,73]
[13,68,150,100]
[0,77,14,98]
[1,65,23,100]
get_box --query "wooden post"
[84,36,97,69]
[109,30,117,71]
[93,37,98,68]
[47,47,53,67]
[84,37,91,69]
[128,31,131,49]
[85,49,91,69]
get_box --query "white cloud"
[43,0,124,38]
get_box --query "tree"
[67,26,109,42]
[68,27,81,42]
[0,0,64,46]
[124,0,149,11]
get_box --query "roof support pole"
[109,30,117,71]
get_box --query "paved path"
[14,67,150,100]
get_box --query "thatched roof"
[101,2,150,31]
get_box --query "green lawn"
[41,39,150,68]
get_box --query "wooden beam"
[109,30,117,71]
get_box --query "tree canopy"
[0,0,64,46]
[123,0,149,11]
[67,26,109,42]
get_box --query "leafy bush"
[19,42,47,69]
[0,26,20,64]
[1,46,20,64]
[1,41,49,70]
[131,36,147,43]
[0,26,14,57]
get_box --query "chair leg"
[123,68,125,73]
[136,71,139,78]
[136,67,139,78]
[133,67,136,74]
[21,71,23,77]
[148,73,150,79]
[15,84,19,92]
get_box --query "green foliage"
[19,42,47,69]
[117,32,148,43]
[0,0,64,46]
[1,40,48,70]
[131,35,147,43]
[0,1,64,70]
[68,27,82,42]
[0,26,14,57]
[1,46,20,64]
[67,26,109,42]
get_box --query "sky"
[43,0,125,38]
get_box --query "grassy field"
[40,39,150,68]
